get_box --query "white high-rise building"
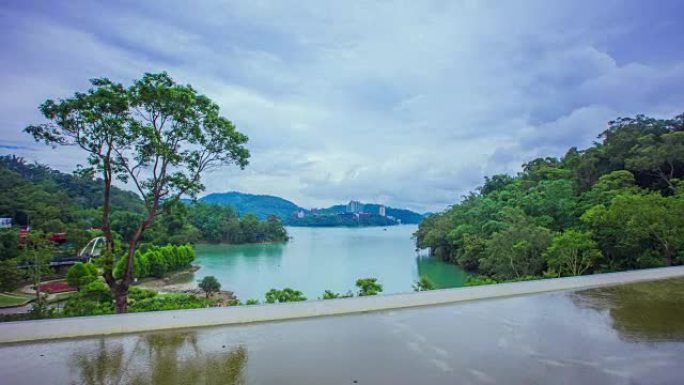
[347,200,363,213]
[378,205,386,217]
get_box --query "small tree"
[198,276,221,298]
[412,275,435,292]
[66,262,99,291]
[21,232,53,306]
[355,278,383,296]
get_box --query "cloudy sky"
[1,1,683,212]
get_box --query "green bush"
[412,275,435,292]
[128,293,209,312]
[464,274,542,287]
[356,278,383,296]
[113,244,195,279]
[0,259,23,291]
[265,288,306,303]
[0,229,20,261]
[321,290,340,299]
[464,275,498,286]
[62,282,210,316]
[66,262,99,290]
[128,286,157,301]
[63,280,113,316]
[148,250,168,278]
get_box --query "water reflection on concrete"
[572,278,684,342]
[0,279,682,384]
[70,332,246,385]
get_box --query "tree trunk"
[102,147,115,252]
[114,284,128,313]
[114,207,157,314]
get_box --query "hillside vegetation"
[201,192,300,221]
[416,113,684,280]
[0,156,287,251]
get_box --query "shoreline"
[135,265,201,291]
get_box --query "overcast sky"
[1,1,683,212]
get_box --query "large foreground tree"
[26,72,249,312]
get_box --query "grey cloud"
[1,1,684,211]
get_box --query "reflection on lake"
[2,278,682,384]
[193,225,466,300]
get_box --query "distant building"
[296,210,306,219]
[0,217,11,228]
[347,200,363,213]
[338,212,358,220]
[378,205,386,217]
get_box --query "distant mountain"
[200,192,302,220]
[197,191,425,225]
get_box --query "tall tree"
[25,73,249,312]
[108,73,249,312]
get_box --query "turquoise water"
[193,225,467,300]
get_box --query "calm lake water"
[193,225,467,300]
[2,278,682,384]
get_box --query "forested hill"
[0,156,288,247]
[200,192,301,221]
[416,112,684,281]
[0,155,143,229]
[199,192,425,224]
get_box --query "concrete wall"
[1,266,683,344]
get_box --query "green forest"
[416,113,684,282]
[0,155,288,255]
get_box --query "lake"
[192,225,467,300]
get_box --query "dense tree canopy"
[416,112,684,280]
[0,156,288,248]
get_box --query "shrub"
[355,278,383,296]
[66,262,99,290]
[265,288,306,303]
[321,290,340,299]
[113,244,195,280]
[464,275,498,286]
[128,286,157,301]
[0,259,23,291]
[147,250,168,278]
[128,293,209,313]
[63,280,113,316]
[412,275,435,292]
